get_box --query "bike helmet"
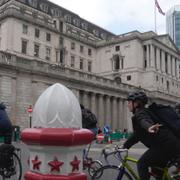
[127,91,148,105]
[175,102,180,110]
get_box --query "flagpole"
[154,0,157,33]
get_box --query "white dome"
[32,83,82,128]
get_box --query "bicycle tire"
[91,165,133,180]
[88,160,103,178]
[2,152,22,180]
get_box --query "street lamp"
[27,105,33,128]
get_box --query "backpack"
[147,102,180,138]
[81,108,97,129]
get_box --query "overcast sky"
[50,0,180,35]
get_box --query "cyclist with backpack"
[123,91,180,180]
[172,102,180,175]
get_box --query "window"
[21,40,27,54]
[81,22,88,30]
[113,55,120,70]
[53,20,57,28]
[29,0,38,8]
[34,44,39,57]
[88,48,92,56]
[35,28,40,38]
[59,37,64,45]
[0,24,1,34]
[80,59,83,70]
[60,21,63,32]
[73,18,80,27]
[40,3,48,13]
[71,42,75,50]
[65,15,71,23]
[71,56,75,67]
[115,46,120,51]
[46,33,51,41]
[127,75,131,81]
[22,24,28,34]
[60,49,64,64]
[88,61,92,72]
[55,50,59,62]
[80,45,84,53]
[46,47,51,60]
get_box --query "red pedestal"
[21,128,94,180]
[24,171,87,180]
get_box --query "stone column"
[82,91,89,109]
[11,77,17,124]
[105,95,111,127]
[150,44,155,68]
[118,99,124,130]
[161,51,166,73]
[112,97,118,131]
[172,57,176,77]
[146,45,150,68]
[90,92,96,115]
[156,48,160,71]
[97,94,104,128]
[167,54,171,75]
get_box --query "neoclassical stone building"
[0,0,180,130]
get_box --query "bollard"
[21,83,94,180]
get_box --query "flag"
[155,0,165,15]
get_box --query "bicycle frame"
[122,153,172,180]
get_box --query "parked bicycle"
[92,146,180,180]
[0,142,22,180]
[83,142,102,178]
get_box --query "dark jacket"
[124,107,178,149]
[0,103,12,134]
[81,108,97,129]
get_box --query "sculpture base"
[24,171,87,180]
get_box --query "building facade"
[166,5,180,49]
[0,0,180,130]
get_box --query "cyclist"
[123,91,180,180]
[0,102,13,144]
[172,102,180,174]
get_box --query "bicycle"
[92,146,180,180]
[83,142,103,178]
[0,140,22,180]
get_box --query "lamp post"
[27,105,33,128]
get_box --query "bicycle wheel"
[88,160,102,178]
[2,152,22,180]
[91,165,133,180]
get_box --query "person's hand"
[148,123,162,133]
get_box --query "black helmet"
[127,91,148,105]
[175,102,180,110]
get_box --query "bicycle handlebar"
[101,146,128,164]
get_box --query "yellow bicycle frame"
[122,154,172,180]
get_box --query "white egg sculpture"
[32,83,82,128]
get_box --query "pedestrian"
[80,104,98,137]
[123,91,180,180]
[0,102,13,144]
